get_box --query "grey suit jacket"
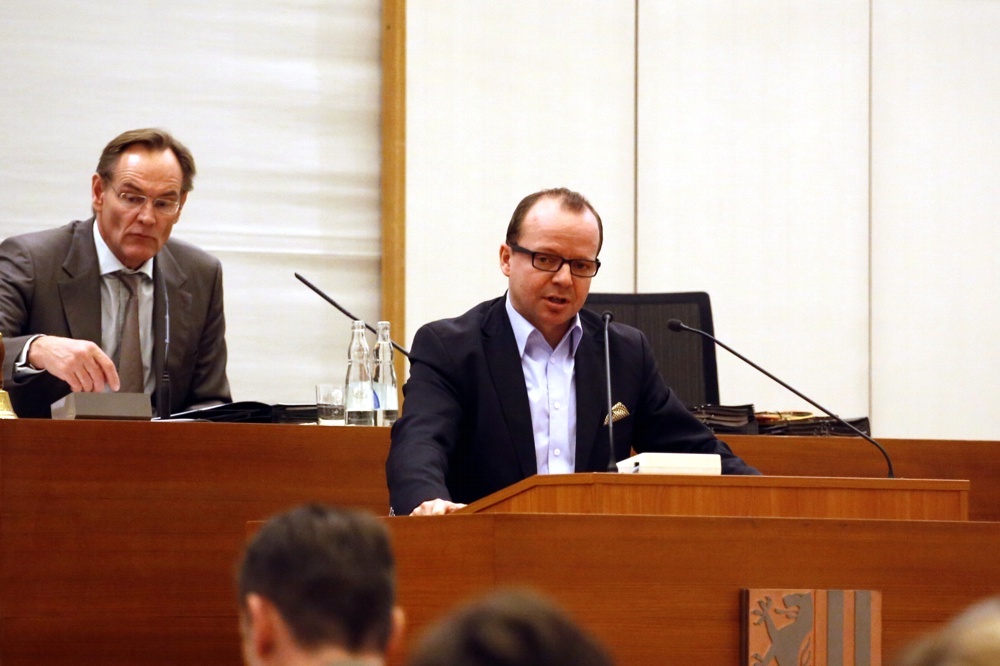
[386,296,758,515]
[0,218,231,418]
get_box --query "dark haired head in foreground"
[237,504,402,666]
[407,588,614,666]
[895,596,1000,666]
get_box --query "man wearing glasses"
[386,188,757,516]
[0,128,231,417]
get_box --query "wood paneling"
[726,434,1000,522]
[2,421,998,664]
[462,473,969,521]
[0,420,390,666]
[390,513,1000,665]
[381,0,407,396]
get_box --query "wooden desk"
[0,419,390,666]
[725,434,1000,521]
[2,419,998,665]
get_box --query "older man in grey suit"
[0,128,230,418]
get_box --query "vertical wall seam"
[868,0,875,429]
[633,0,640,294]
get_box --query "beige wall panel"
[221,250,381,404]
[871,0,1000,439]
[636,1,872,419]
[405,0,636,342]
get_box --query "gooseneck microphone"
[602,311,617,473]
[155,270,172,419]
[667,318,895,478]
[294,272,410,357]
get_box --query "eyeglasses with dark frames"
[509,242,601,278]
[107,182,182,217]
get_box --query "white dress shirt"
[506,293,583,474]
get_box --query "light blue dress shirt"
[505,294,583,474]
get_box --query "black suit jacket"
[386,296,758,515]
[0,218,231,418]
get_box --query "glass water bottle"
[344,320,375,426]
[372,320,399,426]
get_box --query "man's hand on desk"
[27,335,121,393]
[411,499,467,516]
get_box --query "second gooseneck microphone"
[155,269,172,419]
[667,318,895,478]
[295,272,410,357]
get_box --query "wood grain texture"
[390,514,1000,665]
[381,0,407,403]
[0,420,391,666]
[2,421,999,665]
[461,473,969,521]
[725,435,1000,521]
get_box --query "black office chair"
[583,292,720,407]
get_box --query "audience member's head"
[895,596,1000,666]
[237,504,402,666]
[406,588,614,666]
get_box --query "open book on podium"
[458,468,969,521]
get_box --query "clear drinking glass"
[316,384,345,425]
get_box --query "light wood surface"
[381,0,407,397]
[462,473,969,521]
[725,434,1000,521]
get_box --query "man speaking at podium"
[0,128,231,418]
[387,187,758,516]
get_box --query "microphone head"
[667,319,685,332]
[602,310,614,323]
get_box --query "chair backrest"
[583,292,720,407]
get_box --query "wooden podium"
[459,472,969,520]
[389,474,995,665]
